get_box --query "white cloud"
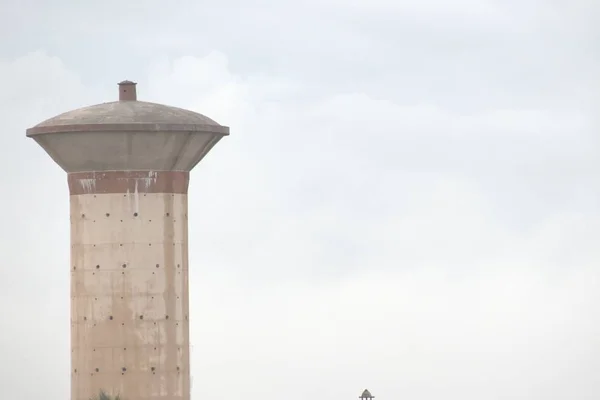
[0,51,86,118]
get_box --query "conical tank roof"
[26,100,227,134]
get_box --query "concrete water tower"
[26,81,229,400]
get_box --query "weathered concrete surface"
[70,185,190,400]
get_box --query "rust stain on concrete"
[68,171,189,195]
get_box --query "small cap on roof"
[118,80,137,101]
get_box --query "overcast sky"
[0,1,599,399]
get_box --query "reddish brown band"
[68,171,189,195]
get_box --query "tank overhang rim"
[26,123,230,137]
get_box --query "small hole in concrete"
[109,316,113,320]
[165,315,169,319]
[151,367,155,371]
[74,369,77,373]
[122,264,126,268]
[134,212,138,217]
[139,315,143,320]
[122,367,127,372]
[95,368,99,372]
[177,366,180,371]
[122,323,125,326]
[83,317,87,321]
[120,244,123,247]
[166,213,170,216]
[73,266,76,270]
[81,214,85,218]
[120,219,123,222]
[156,264,159,268]
[177,264,180,268]
[106,213,110,217]
[96,265,100,269]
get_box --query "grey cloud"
[0,2,599,399]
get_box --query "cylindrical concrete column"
[69,171,190,400]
